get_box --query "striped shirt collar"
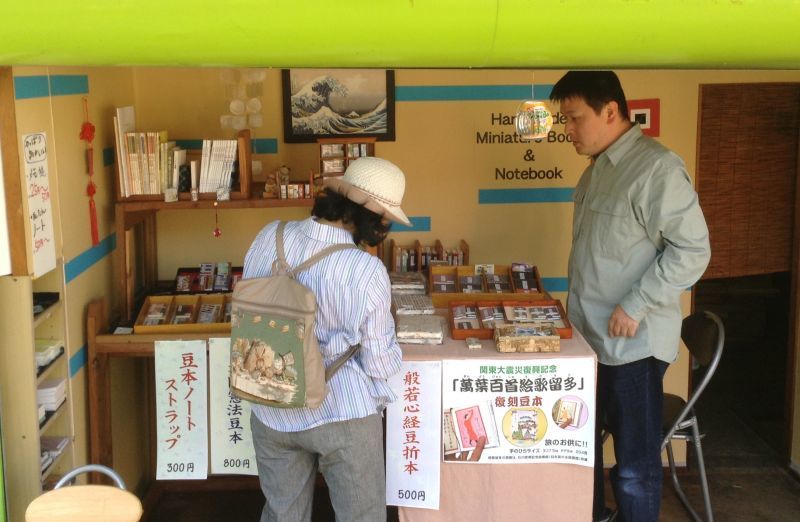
[302,217,355,245]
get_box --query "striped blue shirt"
[243,217,402,431]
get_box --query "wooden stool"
[26,484,143,521]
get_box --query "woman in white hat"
[243,156,409,522]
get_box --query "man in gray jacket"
[550,71,711,522]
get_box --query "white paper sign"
[155,340,209,480]
[208,337,257,475]
[441,357,595,466]
[21,132,55,277]
[386,360,441,510]
[0,140,11,276]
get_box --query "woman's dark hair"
[550,71,629,119]
[312,188,392,247]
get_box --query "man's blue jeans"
[593,357,669,522]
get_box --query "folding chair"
[662,310,725,522]
[26,464,142,521]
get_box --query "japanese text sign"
[386,361,441,509]
[155,340,209,480]
[442,357,595,466]
[22,132,55,276]
[208,337,257,475]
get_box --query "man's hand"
[608,305,639,338]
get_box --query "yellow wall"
[9,66,150,490]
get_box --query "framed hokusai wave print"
[282,69,395,143]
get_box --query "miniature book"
[171,304,195,324]
[451,304,481,329]
[392,293,435,315]
[554,398,583,429]
[478,305,507,329]
[431,273,457,293]
[388,271,427,294]
[459,275,484,293]
[395,314,446,344]
[483,273,511,293]
[144,302,168,325]
[442,410,460,455]
[197,303,221,323]
[449,401,500,452]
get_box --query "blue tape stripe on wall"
[391,216,430,232]
[396,84,552,102]
[175,138,278,154]
[70,345,87,377]
[175,139,203,150]
[478,187,575,204]
[65,233,116,284]
[103,147,114,167]
[14,76,50,99]
[542,277,569,293]
[252,138,278,154]
[49,75,89,96]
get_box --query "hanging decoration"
[79,97,100,246]
[515,73,553,141]
[515,100,553,140]
[213,201,222,237]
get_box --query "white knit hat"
[324,157,411,226]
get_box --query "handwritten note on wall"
[22,132,56,276]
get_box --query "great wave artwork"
[282,69,395,143]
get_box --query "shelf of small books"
[389,239,470,273]
[134,293,232,334]
[113,116,253,202]
[317,137,375,178]
[428,263,546,307]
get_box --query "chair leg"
[691,421,713,522]
[666,436,703,522]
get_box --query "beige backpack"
[229,221,359,408]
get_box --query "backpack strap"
[325,344,361,382]
[274,220,358,277]
[274,221,361,380]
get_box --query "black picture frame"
[282,69,395,143]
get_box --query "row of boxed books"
[134,294,232,334]
[389,239,470,273]
[448,299,572,341]
[174,263,242,293]
[428,264,546,307]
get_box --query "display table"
[398,331,596,522]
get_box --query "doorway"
[693,83,800,460]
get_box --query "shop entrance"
[693,83,800,459]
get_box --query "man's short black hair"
[311,188,391,247]
[550,71,629,119]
